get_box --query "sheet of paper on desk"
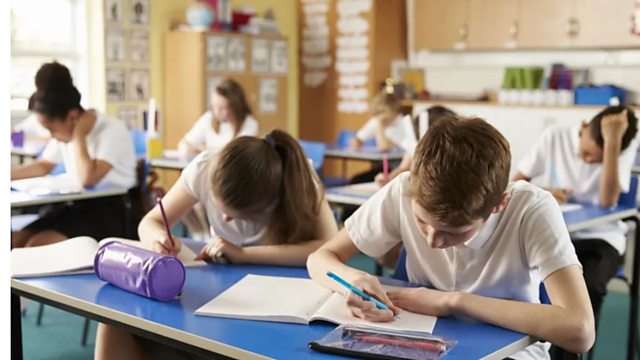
[11,175,83,196]
[559,203,583,212]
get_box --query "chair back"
[617,176,638,208]
[392,247,409,281]
[299,140,326,173]
[336,129,376,148]
[130,129,147,158]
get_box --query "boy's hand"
[146,233,182,256]
[374,172,390,186]
[549,188,573,204]
[345,273,401,322]
[195,237,243,264]
[601,110,628,142]
[387,287,454,317]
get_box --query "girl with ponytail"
[95,129,338,360]
[11,62,137,248]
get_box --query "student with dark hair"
[178,78,259,156]
[308,116,595,359]
[514,106,638,356]
[94,129,338,360]
[11,61,137,248]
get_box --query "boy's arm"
[512,172,531,182]
[598,110,629,207]
[11,160,56,180]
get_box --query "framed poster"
[251,39,270,73]
[106,68,125,101]
[128,70,150,101]
[206,36,227,71]
[259,78,278,113]
[226,37,246,72]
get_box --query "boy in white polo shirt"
[308,116,594,359]
[514,106,638,332]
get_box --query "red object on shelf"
[232,11,254,31]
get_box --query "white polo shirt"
[356,114,409,150]
[39,111,137,189]
[345,173,580,360]
[517,124,639,254]
[180,150,265,246]
[180,111,259,153]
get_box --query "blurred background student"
[11,61,137,249]
[178,78,259,156]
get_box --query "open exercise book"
[11,174,83,196]
[195,275,437,335]
[11,237,206,278]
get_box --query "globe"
[186,2,214,30]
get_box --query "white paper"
[106,68,125,101]
[206,36,227,71]
[128,70,149,102]
[104,0,123,22]
[226,37,246,72]
[105,28,126,62]
[270,40,288,73]
[130,0,149,24]
[338,100,369,113]
[302,55,332,69]
[337,0,372,16]
[303,38,329,54]
[337,17,369,34]
[336,35,369,48]
[130,29,149,62]
[303,2,329,15]
[11,174,82,196]
[338,87,368,101]
[339,75,367,86]
[303,26,329,38]
[304,71,328,87]
[337,47,369,60]
[259,78,278,113]
[560,203,583,212]
[251,39,270,72]
[335,60,370,73]
[304,14,328,27]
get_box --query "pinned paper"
[338,87,368,101]
[337,0,372,16]
[303,39,329,54]
[337,17,369,34]
[339,75,367,86]
[304,71,328,88]
[302,55,332,69]
[335,60,370,74]
[337,48,368,60]
[338,101,369,113]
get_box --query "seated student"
[178,78,259,156]
[351,89,405,152]
[374,105,456,187]
[94,129,339,360]
[11,62,137,249]
[513,106,638,348]
[308,116,595,359]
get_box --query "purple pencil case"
[94,241,186,301]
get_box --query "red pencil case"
[308,325,456,360]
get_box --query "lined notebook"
[11,237,206,278]
[195,274,437,335]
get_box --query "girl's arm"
[11,160,56,180]
[233,198,339,266]
[374,116,395,151]
[138,181,199,255]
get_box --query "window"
[10,0,87,116]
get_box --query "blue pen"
[327,271,398,318]
[550,165,560,189]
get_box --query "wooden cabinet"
[467,0,519,49]
[573,0,640,48]
[517,0,575,48]
[413,0,469,51]
[411,0,640,50]
[163,31,288,149]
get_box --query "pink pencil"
[382,153,389,180]
[355,335,446,352]
[157,197,175,248]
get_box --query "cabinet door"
[519,0,575,48]
[413,0,470,50]
[573,0,640,47]
[467,0,519,49]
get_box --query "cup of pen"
[94,240,186,301]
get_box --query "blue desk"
[325,145,404,162]
[10,184,129,209]
[12,264,533,359]
[326,182,378,206]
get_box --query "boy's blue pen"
[327,271,399,318]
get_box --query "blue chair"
[336,129,375,148]
[392,247,408,282]
[130,128,147,158]
[299,140,327,174]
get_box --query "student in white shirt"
[514,106,638,353]
[11,62,137,249]
[308,116,594,360]
[94,130,339,360]
[178,78,259,156]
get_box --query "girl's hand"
[374,172,390,186]
[196,237,245,264]
[144,233,182,256]
[73,111,94,140]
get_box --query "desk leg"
[11,292,23,360]
[628,215,640,360]
[342,160,347,180]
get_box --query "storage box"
[574,85,626,105]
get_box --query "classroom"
[5,0,640,359]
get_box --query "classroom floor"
[18,253,634,359]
